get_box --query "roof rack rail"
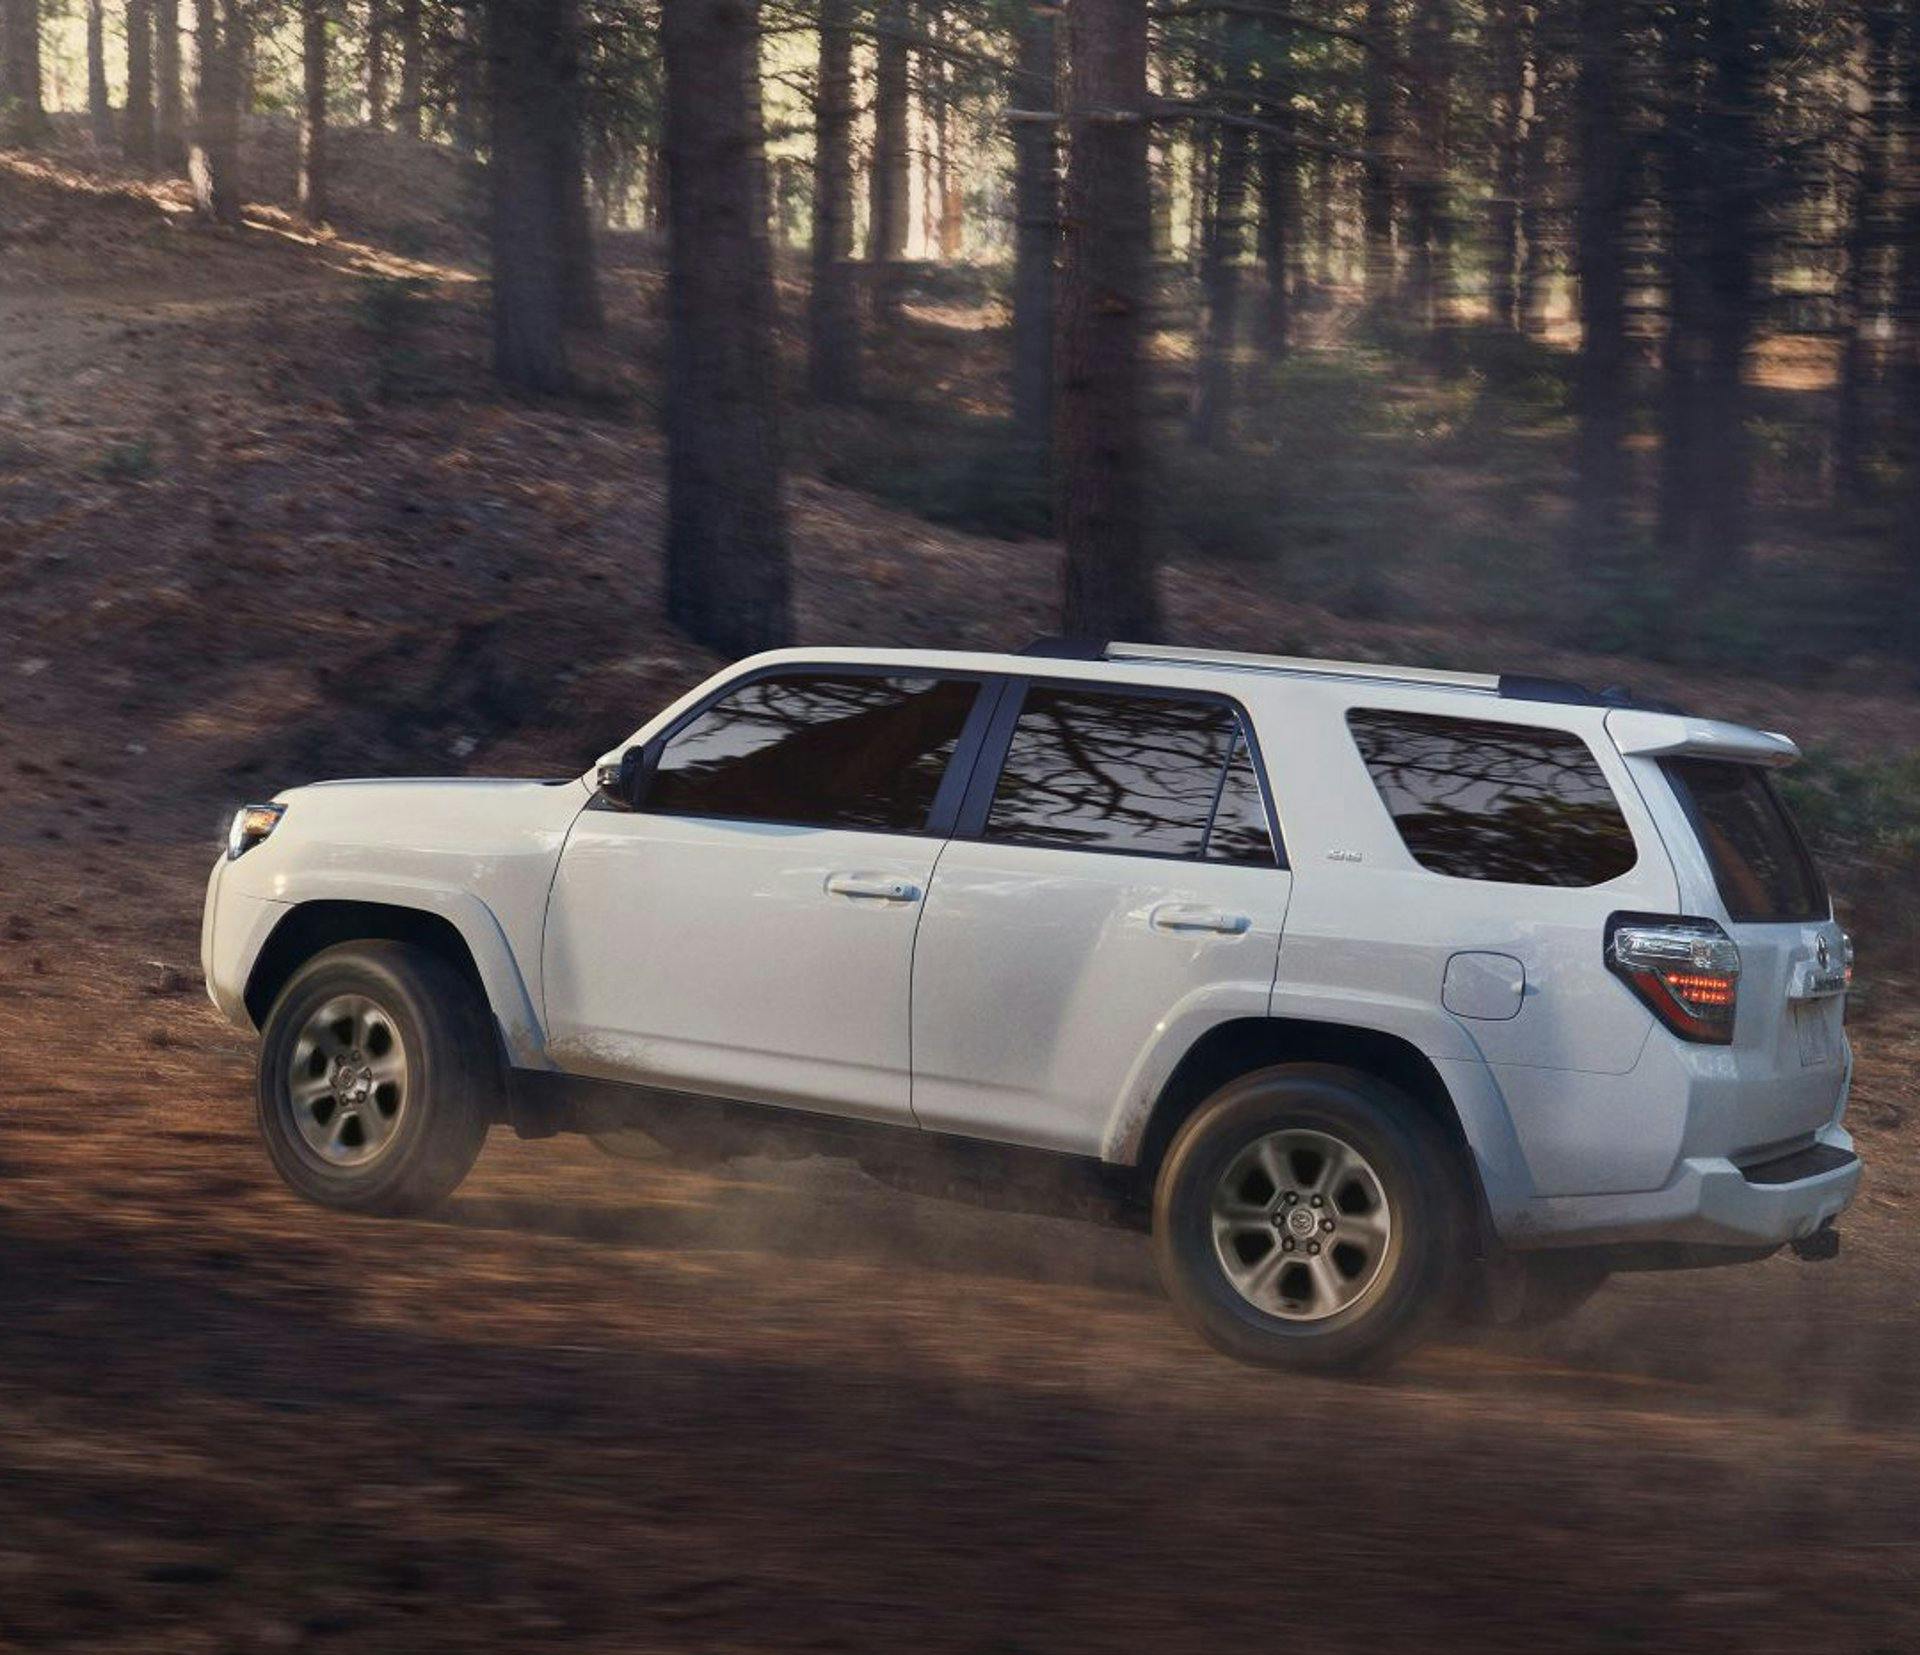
[1104,642,1499,691]
[1015,638,1685,714]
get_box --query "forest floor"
[3,129,1920,1652]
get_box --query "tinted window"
[1206,736,1277,866]
[650,673,979,832]
[986,686,1260,859]
[1348,709,1638,886]
[1663,758,1827,922]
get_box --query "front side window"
[1348,709,1638,887]
[649,672,980,832]
[1662,758,1827,923]
[984,685,1276,863]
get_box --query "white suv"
[202,642,1861,1368]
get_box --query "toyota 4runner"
[202,642,1862,1369]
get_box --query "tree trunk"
[552,0,602,331]
[0,0,46,145]
[1897,16,1920,678]
[189,0,244,224]
[298,0,327,221]
[1360,0,1395,305]
[931,18,961,259]
[1404,0,1453,338]
[1256,96,1296,361]
[1148,50,1175,257]
[1190,36,1254,451]
[1516,40,1551,333]
[366,0,388,125]
[397,0,422,138]
[451,0,481,154]
[868,0,911,316]
[1486,0,1528,330]
[1310,149,1334,292]
[1009,0,1056,464]
[154,0,182,165]
[87,0,113,145]
[1659,0,1767,587]
[661,0,791,655]
[1571,0,1629,574]
[125,0,155,162]
[1835,8,1898,507]
[807,0,861,402]
[486,0,572,393]
[1058,0,1157,639]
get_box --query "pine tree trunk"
[87,0,113,145]
[1572,0,1629,572]
[1310,150,1334,292]
[1256,98,1296,361]
[1058,0,1157,639]
[661,0,791,655]
[1659,0,1766,587]
[298,0,327,221]
[807,0,861,402]
[154,0,182,165]
[1190,113,1251,449]
[397,0,422,138]
[1516,47,1552,333]
[1405,0,1453,339]
[552,0,602,331]
[487,0,572,393]
[366,0,389,125]
[189,0,244,224]
[868,0,911,316]
[1835,8,1898,507]
[0,0,46,145]
[1898,24,1920,679]
[1009,0,1056,464]
[451,0,481,154]
[125,0,155,162]
[1486,0,1528,330]
[1360,0,1395,305]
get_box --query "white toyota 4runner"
[202,642,1861,1369]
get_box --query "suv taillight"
[1606,915,1741,1045]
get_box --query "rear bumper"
[1500,1123,1861,1251]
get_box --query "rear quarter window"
[1347,709,1639,887]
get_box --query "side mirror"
[594,740,662,812]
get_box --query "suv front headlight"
[226,802,287,860]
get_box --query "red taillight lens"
[1606,916,1741,1044]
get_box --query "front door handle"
[826,872,922,903]
[1149,902,1251,936]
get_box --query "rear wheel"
[257,941,496,1215]
[1152,1064,1467,1372]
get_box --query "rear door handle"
[1150,903,1251,936]
[826,872,922,903]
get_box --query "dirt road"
[0,834,1916,1654]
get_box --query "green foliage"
[350,275,436,403]
[97,440,156,480]
[803,410,1053,541]
[1780,748,1920,866]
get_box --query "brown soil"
[3,137,1919,1654]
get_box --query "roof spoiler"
[1605,709,1801,768]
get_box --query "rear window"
[1661,758,1827,922]
[1348,709,1639,887]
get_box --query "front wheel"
[1152,1064,1467,1372]
[257,941,497,1215]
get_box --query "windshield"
[1662,757,1828,923]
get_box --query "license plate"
[1793,1002,1839,1067]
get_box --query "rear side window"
[1662,758,1827,922]
[1348,709,1638,886]
[985,686,1276,863]
[650,672,980,832]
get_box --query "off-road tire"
[257,941,497,1215]
[1153,1063,1468,1372]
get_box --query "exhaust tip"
[1789,1225,1841,1263]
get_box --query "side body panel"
[204,777,589,1068]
